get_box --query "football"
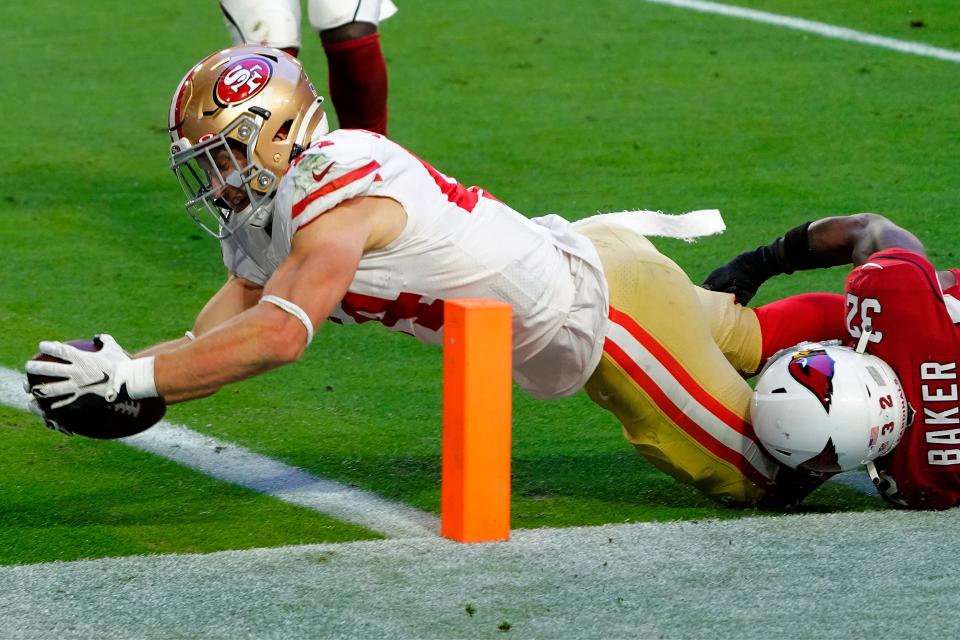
[27,338,166,439]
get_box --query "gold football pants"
[578,220,779,505]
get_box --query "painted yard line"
[0,367,29,413]
[4,510,960,639]
[0,366,438,539]
[642,0,960,63]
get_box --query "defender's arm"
[806,214,925,266]
[702,213,926,304]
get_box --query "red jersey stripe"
[602,338,772,487]
[291,159,381,219]
[608,307,756,439]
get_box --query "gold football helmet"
[168,45,328,238]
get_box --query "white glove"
[25,334,157,410]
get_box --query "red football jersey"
[845,248,960,509]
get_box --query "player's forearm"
[701,219,821,303]
[703,214,926,304]
[135,336,193,358]
[134,277,264,362]
[152,305,308,403]
[194,275,264,335]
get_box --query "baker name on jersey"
[921,361,960,467]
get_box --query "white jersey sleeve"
[258,128,608,400]
[274,131,384,232]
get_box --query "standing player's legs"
[310,0,391,135]
[219,0,303,55]
[578,221,779,505]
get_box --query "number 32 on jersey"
[846,293,884,343]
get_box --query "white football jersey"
[221,129,609,398]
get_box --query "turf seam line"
[0,366,439,539]
[642,0,960,63]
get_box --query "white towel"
[573,209,725,242]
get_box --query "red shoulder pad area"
[848,248,940,298]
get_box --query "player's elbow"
[258,310,311,365]
[847,213,919,263]
[848,212,890,230]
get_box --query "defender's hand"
[701,254,767,305]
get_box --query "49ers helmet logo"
[214,57,273,107]
[788,349,836,413]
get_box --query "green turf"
[1,0,953,564]
[732,0,960,49]
[0,407,380,565]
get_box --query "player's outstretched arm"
[151,196,403,404]
[26,196,404,411]
[151,211,369,403]
[135,275,265,359]
[702,213,925,303]
[192,274,265,336]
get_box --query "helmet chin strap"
[221,98,324,235]
[855,329,873,354]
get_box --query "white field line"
[642,0,960,63]
[2,361,878,524]
[0,366,438,539]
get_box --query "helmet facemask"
[171,115,277,239]
[167,45,329,240]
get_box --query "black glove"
[702,221,816,305]
[701,250,776,305]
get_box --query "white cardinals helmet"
[752,341,910,473]
[168,45,329,238]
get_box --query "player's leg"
[691,287,763,377]
[219,0,303,56]
[578,220,779,505]
[309,0,392,134]
[693,288,847,376]
[754,293,847,367]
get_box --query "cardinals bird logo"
[787,349,836,413]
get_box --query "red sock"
[322,32,388,135]
[754,293,848,370]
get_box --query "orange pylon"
[441,299,512,542]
